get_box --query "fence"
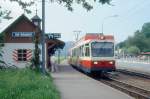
[117,56,150,64]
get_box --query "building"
[1,14,65,69]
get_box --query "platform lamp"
[31,10,41,29]
[31,11,42,42]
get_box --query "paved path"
[51,62,133,99]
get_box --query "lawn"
[0,69,60,99]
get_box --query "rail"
[100,77,150,99]
[116,69,150,79]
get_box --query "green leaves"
[0,0,111,20]
[9,0,34,14]
[118,22,150,54]
[99,0,111,4]
[0,6,12,20]
[53,0,111,11]
[141,22,150,38]
[127,46,140,55]
[0,0,34,20]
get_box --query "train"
[68,33,116,75]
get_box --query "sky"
[0,0,150,43]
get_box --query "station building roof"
[1,14,65,50]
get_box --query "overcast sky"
[0,0,150,43]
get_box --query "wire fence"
[117,56,150,64]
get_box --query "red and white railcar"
[68,33,116,74]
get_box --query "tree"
[132,30,147,51]
[0,0,111,19]
[0,33,4,47]
[117,22,150,53]
[141,22,150,38]
[125,36,134,48]
[117,41,125,48]
[0,0,34,20]
[31,31,40,71]
[127,46,140,55]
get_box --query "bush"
[127,46,140,55]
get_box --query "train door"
[85,43,91,58]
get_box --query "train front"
[90,38,116,73]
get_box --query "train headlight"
[100,36,104,39]
[93,61,98,64]
[109,61,113,64]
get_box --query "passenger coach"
[68,33,116,74]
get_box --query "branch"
[50,0,111,11]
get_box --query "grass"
[0,69,60,99]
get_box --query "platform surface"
[51,61,133,99]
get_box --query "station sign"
[47,33,61,39]
[12,32,35,37]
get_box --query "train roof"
[84,33,114,40]
[71,33,114,49]
[77,33,114,43]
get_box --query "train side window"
[82,46,84,56]
[76,48,78,56]
[73,49,75,56]
[74,49,77,56]
[79,46,82,57]
[85,44,90,57]
[77,48,80,56]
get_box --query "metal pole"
[101,22,104,34]
[101,15,118,34]
[73,30,81,41]
[42,0,46,74]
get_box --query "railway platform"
[51,61,133,99]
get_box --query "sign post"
[47,33,61,39]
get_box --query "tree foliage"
[0,0,112,19]
[30,31,40,71]
[117,22,150,54]
[50,0,111,11]
[0,33,4,47]
[0,0,34,20]
[127,46,140,55]
[141,22,150,38]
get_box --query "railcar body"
[68,33,116,74]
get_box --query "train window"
[91,42,114,57]
[85,44,90,57]
[75,48,77,56]
[85,43,89,47]
[73,49,75,56]
[79,46,82,56]
[81,46,84,56]
[77,48,79,56]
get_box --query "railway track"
[100,78,150,99]
[72,65,150,98]
[99,69,150,99]
[116,69,150,79]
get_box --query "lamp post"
[41,0,46,74]
[73,30,81,41]
[101,15,118,34]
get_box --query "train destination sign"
[12,32,35,37]
[47,33,61,39]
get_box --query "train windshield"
[91,42,114,57]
